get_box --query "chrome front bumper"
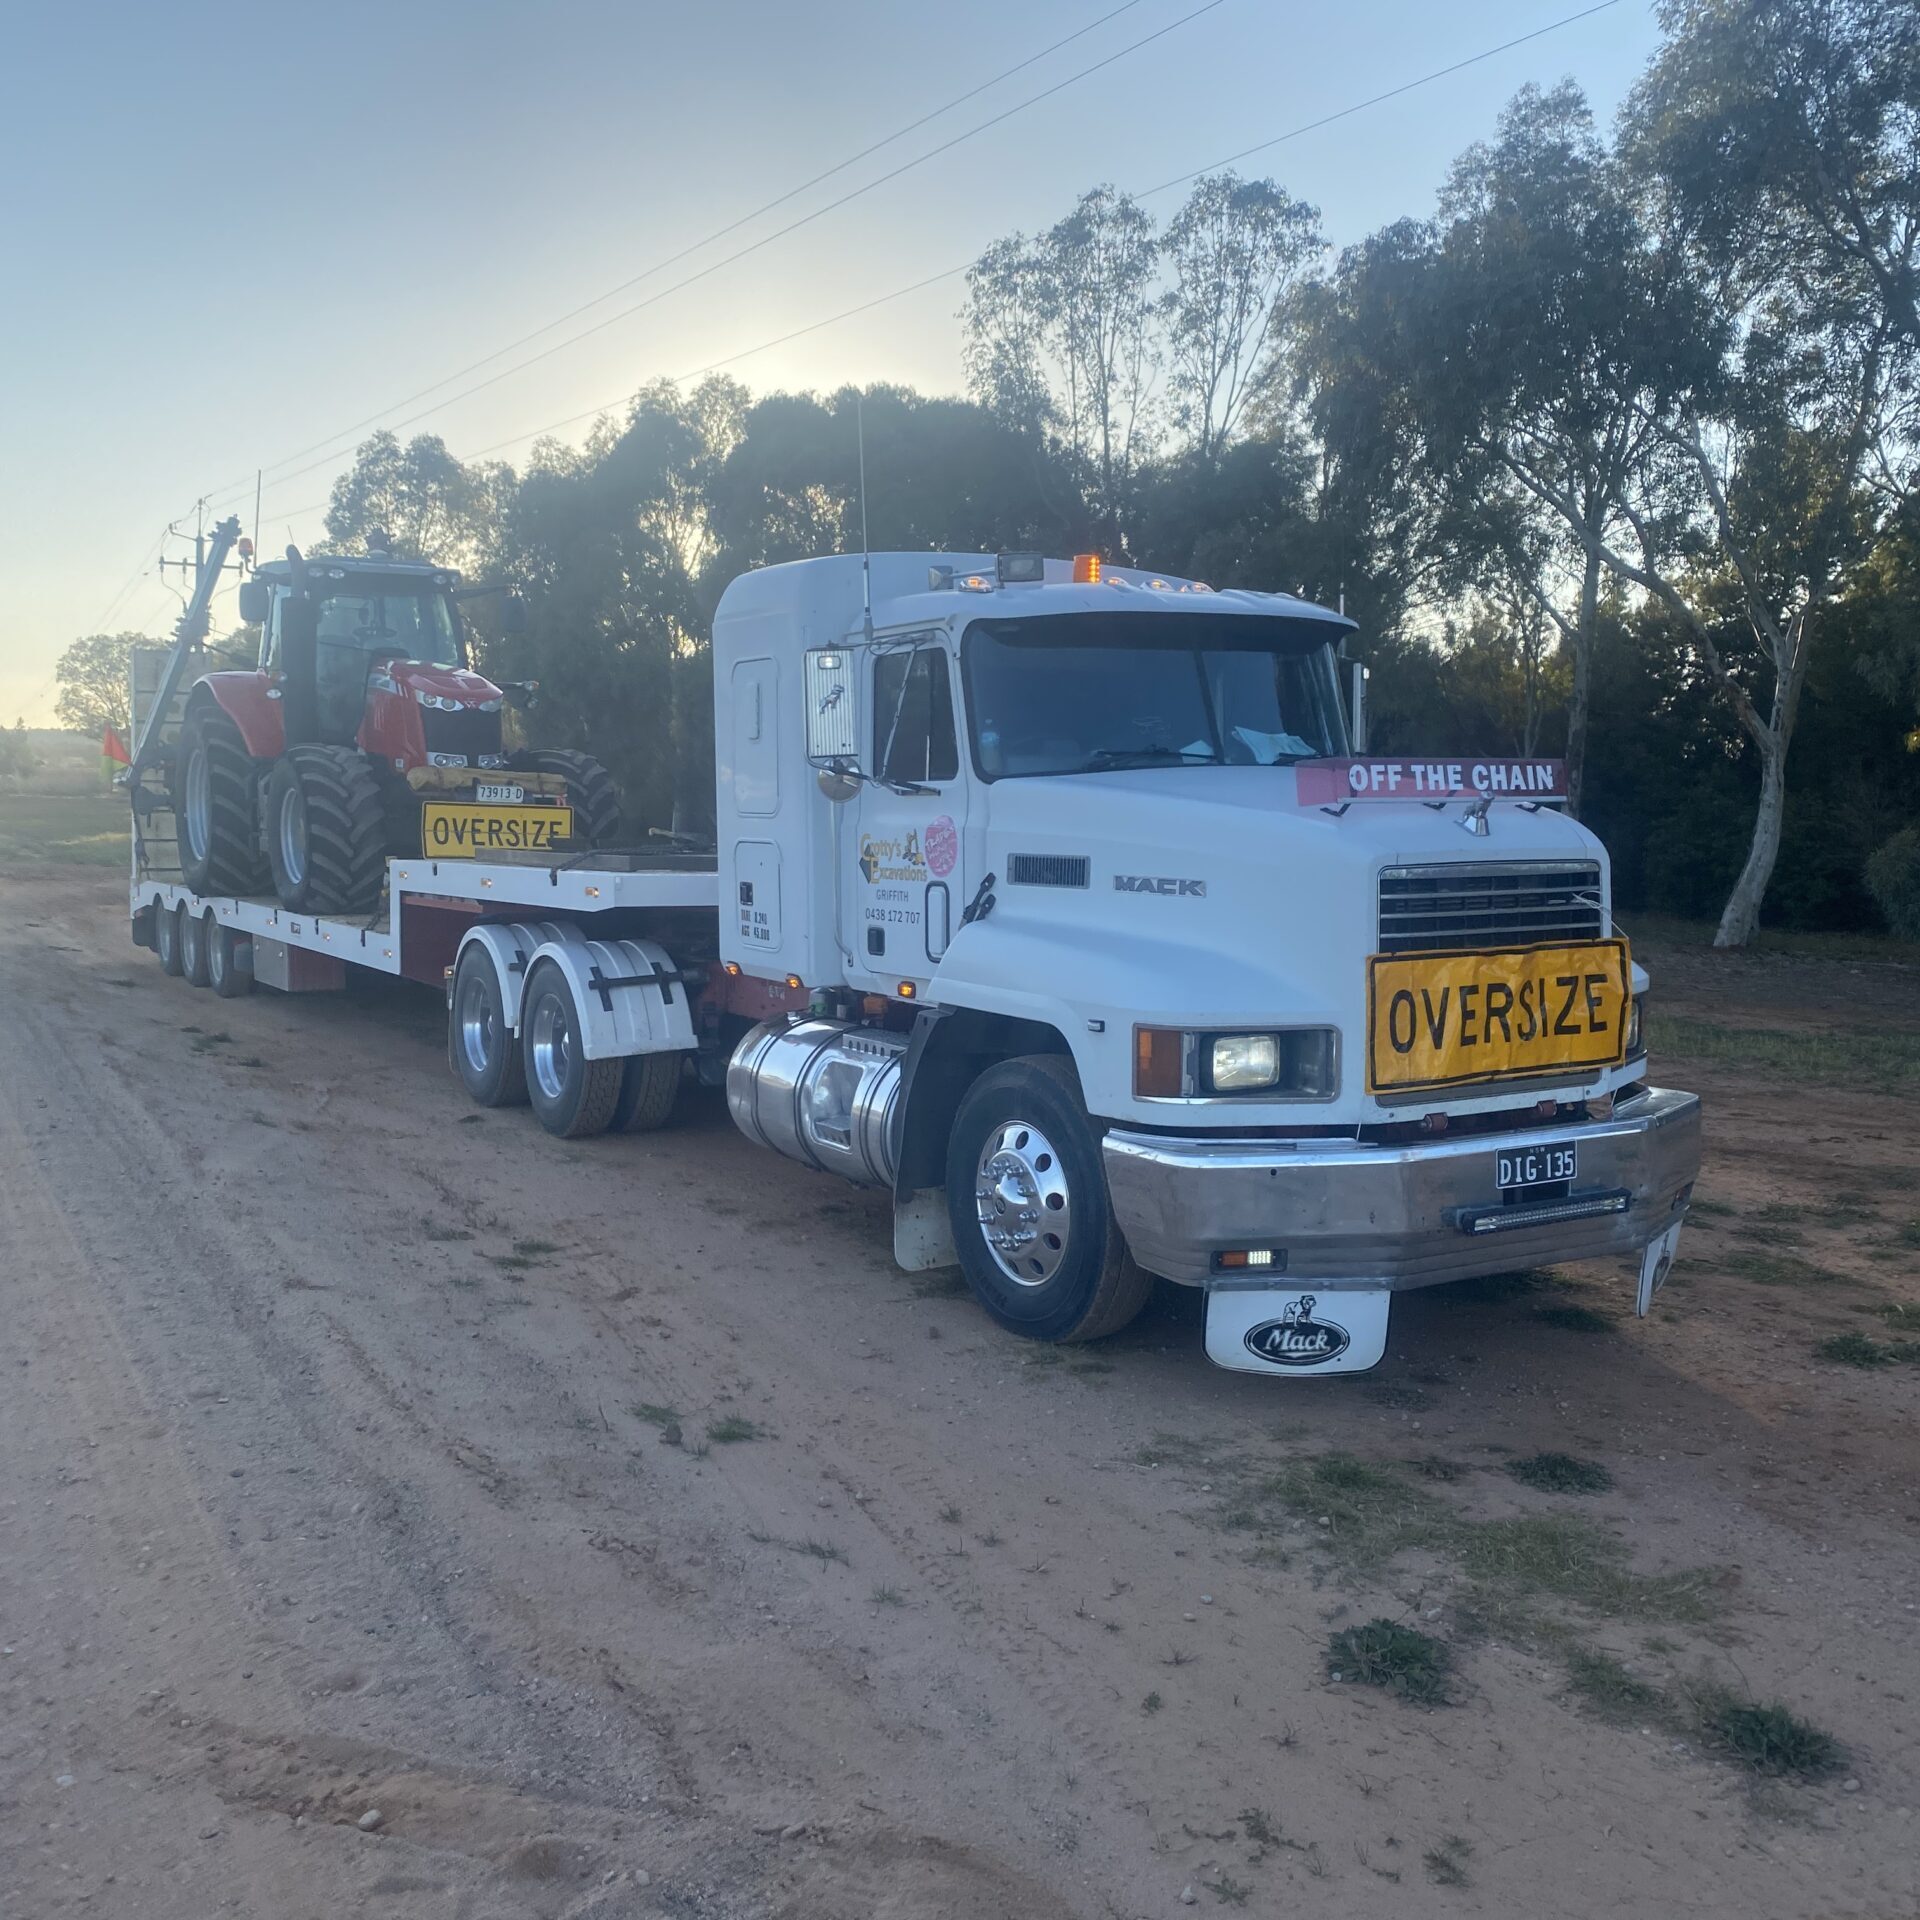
[1103,1087,1702,1289]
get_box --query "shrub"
[1865,826,1920,938]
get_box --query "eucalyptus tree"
[1160,174,1325,465]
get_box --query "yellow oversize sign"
[1366,939,1632,1094]
[423,802,573,856]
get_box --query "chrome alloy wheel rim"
[975,1119,1071,1286]
[528,991,573,1103]
[457,969,498,1076]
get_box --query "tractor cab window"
[313,587,463,667]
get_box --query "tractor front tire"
[511,750,623,850]
[175,703,268,897]
[265,746,387,916]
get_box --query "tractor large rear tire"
[511,750,623,850]
[265,746,387,916]
[175,703,268,897]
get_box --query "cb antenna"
[856,391,873,644]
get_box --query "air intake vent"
[1379,862,1604,954]
[1008,853,1090,889]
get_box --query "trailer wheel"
[175,703,268,897]
[266,746,386,916]
[207,920,253,998]
[520,960,623,1138]
[944,1055,1153,1344]
[613,1051,683,1132]
[180,907,213,988]
[449,945,527,1107]
[511,749,623,849]
[156,899,185,976]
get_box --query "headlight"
[1211,1034,1279,1090]
[1135,1027,1338,1099]
[1627,994,1645,1058]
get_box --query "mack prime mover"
[128,545,1702,1376]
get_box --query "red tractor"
[168,536,620,916]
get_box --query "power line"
[200,0,1204,512]
[338,0,1623,482]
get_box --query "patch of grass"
[0,792,128,867]
[631,1401,678,1428]
[1141,1690,1162,1715]
[1205,1873,1251,1906]
[1897,1217,1920,1248]
[1696,1692,1844,1779]
[512,1237,562,1258]
[706,1415,762,1444]
[869,1583,905,1607]
[938,1503,962,1525]
[1815,1331,1912,1368]
[1534,1303,1615,1333]
[1877,1302,1920,1335]
[1506,1451,1614,1496]
[189,1030,233,1053]
[1651,1013,1920,1099]
[748,1530,846,1565]
[1238,1807,1282,1849]
[1688,1196,1736,1219]
[422,1224,472,1243]
[1457,1513,1718,1623]
[486,1252,537,1273]
[1423,1835,1473,1888]
[1564,1645,1669,1723]
[1327,1619,1453,1706]
[1723,1248,1848,1288]
[1409,1454,1470,1482]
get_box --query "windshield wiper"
[1079,744,1220,771]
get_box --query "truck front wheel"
[944,1055,1153,1344]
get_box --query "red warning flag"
[102,726,132,766]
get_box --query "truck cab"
[715,552,1700,1374]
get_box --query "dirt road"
[4,864,1917,1919]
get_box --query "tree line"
[63,0,1919,941]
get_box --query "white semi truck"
[129,548,1701,1375]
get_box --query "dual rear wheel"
[446,946,681,1139]
[157,902,253,997]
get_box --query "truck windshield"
[963,612,1349,780]
[313,586,463,667]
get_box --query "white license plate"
[1497,1141,1576,1189]
[474,782,526,804]
[1204,1287,1390,1376]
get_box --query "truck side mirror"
[237,580,270,626]
[803,649,857,764]
[501,594,528,637]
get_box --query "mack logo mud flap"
[1635,1219,1686,1318]
[1204,1287,1391,1377]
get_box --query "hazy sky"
[0,0,1662,725]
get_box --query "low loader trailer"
[128,547,1702,1376]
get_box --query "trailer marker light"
[723,961,742,977]
[1072,553,1102,584]
[898,981,917,999]
[584,885,600,898]
[785,973,804,990]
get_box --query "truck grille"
[1378,862,1604,954]
[420,704,503,763]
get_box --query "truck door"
[846,639,967,992]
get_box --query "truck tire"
[175,704,267,897]
[180,906,213,988]
[520,959,623,1138]
[207,921,253,998]
[613,1050,683,1132]
[156,899,186,976]
[511,749,622,849]
[449,945,527,1107]
[265,746,386,916]
[945,1054,1154,1344]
